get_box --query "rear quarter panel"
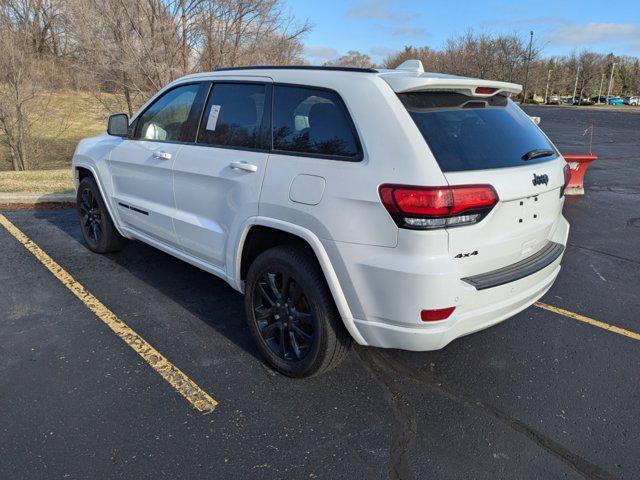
[259,72,448,248]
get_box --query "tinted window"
[398,92,558,172]
[135,84,200,142]
[197,83,267,149]
[273,86,359,159]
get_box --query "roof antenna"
[395,59,424,74]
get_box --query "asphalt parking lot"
[1,106,639,479]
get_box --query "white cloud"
[480,16,566,29]
[546,22,640,48]
[369,46,397,58]
[346,0,410,21]
[391,26,427,37]
[304,45,340,61]
[345,0,426,39]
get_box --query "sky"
[285,0,640,65]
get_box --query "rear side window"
[197,83,268,149]
[272,86,360,160]
[135,83,200,142]
[398,92,558,172]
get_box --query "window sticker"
[206,105,222,131]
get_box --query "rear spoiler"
[381,76,522,97]
[377,60,522,97]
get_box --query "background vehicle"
[609,97,624,105]
[623,96,640,105]
[573,95,593,105]
[547,95,562,105]
[72,61,569,377]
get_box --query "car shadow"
[33,208,264,363]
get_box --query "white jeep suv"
[72,61,570,377]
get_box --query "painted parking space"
[1,107,639,478]
[0,214,217,413]
[535,301,640,341]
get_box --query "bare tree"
[0,26,50,170]
[193,0,309,70]
[324,50,374,68]
[1,0,74,58]
[380,31,640,101]
[71,0,309,114]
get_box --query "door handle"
[230,161,258,173]
[153,151,172,160]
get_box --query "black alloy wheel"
[79,187,103,245]
[252,270,315,362]
[76,176,127,253]
[244,245,351,377]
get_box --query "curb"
[0,192,75,204]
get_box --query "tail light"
[379,184,498,230]
[475,87,498,95]
[560,163,571,197]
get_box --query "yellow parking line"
[535,301,640,341]
[0,214,217,413]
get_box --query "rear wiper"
[522,149,555,161]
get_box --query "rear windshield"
[398,92,558,172]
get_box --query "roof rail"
[214,65,378,73]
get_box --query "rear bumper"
[326,215,569,351]
[461,241,564,290]
[353,260,560,351]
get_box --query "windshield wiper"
[522,149,555,161]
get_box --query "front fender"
[72,134,131,238]
[73,161,130,239]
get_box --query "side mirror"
[529,116,541,125]
[107,113,129,137]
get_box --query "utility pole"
[544,69,552,104]
[597,73,605,104]
[572,66,580,105]
[521,31,534,104]
[606,62,616,104]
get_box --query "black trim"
[270,149,363,162]
[130,206,149,216]
[193,82,213,143]
[214,65,378,73]
[118,202,149,216]
[183,81,212,142]
[461,242,564,290]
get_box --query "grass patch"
[28,91,112,170]
[1,90,138,171]
[0,168,73,193]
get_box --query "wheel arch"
[233,218,366,345]
[74,163,128,239]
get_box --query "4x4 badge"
[455,250,478,259]
[532,173,549,186]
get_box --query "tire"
[244,245,352,377]
[76,176,127,253]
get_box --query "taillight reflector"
[379,184,498,229]
[561,163,571,197]
[421,307,456,322]
[475,87,498,95]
